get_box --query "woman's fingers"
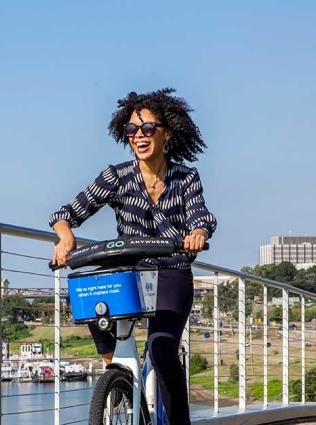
[190,235,196,251]
[184,234,206,252]
[183,236,190,251]
[51,229,76,267]
[199,235,205,250]
[53,242,72,266]
[53,246,58,265]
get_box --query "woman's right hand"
[52,221,77,266]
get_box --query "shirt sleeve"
[49,165,119,229]
[183,168,217,238]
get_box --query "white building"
[260,236,316,269]
[270,296,300,307]
[1,277,9,296]
[193,274,236,291]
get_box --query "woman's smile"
[134,140,151,154]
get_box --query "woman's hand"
[52,221,77,266]
[183,229,208,252]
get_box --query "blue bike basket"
[68,269,158,322]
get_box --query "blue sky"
[1,1,316,277]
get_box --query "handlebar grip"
[48,261,66,272]
[177,241,209,251]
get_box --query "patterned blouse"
[49,160,217,270]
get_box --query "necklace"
[142,162,167,190]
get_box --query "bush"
[2,323,31,341]
[60,335,83,348]
[229,364,239,382]
[305,306,316,322]
[306,367,316,401]
[190,354,208,375]
[290,367,316,402]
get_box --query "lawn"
[11,324,147,359]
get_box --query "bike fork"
[144,355,157,425]
[112,320,142,425]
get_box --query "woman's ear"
[165,130,171,141]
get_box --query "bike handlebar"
[49,237,209,271]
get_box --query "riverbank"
[8,324,147,359]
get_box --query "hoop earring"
[163,140,170,154]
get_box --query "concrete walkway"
[190,402,316,425]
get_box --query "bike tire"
[89,368,151,425]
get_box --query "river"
[1,377,97,425]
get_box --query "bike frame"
[110,319,163,425]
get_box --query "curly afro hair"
[108,87,206,163]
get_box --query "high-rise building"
[259,236,316,269]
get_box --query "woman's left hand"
[183,229,208,252]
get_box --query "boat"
[13,361,33,382]
[60,362,87,381]
[32,362,55,383]
[2,342,88,383]
[1,361,18,382]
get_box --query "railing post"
[181,317,190,403]
[0,232,2,425]
[213,272,219,414]
[301,295,305,404]
[282,289,289,405]
[54,269,61,425]
[263,285,268,407]
[238,278,246,411]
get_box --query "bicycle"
[50,237,208,425]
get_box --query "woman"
[49,87,217,425]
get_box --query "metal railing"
[1,222,316,425]
[0,223,97,425]
[191,263,316,414]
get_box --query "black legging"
[88,268,193,425]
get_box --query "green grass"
[250,380,282,401]
[191,375,304,402]
[191,375,239,398]
[61,337,98,358]
[9,324,147,359]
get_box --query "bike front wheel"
[89,368,150,425]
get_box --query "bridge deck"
[191,402,316,425]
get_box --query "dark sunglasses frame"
[124,121,164,137]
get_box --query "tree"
[2,323,31,341]
[294,267,316,294]
[274,262,297,283]
[243,262,316,295]
[269,306,282,322]
[32,297,55,322]
[1,295,32,342]
[1,295,32,323]
[201,292,213,318]
[219,281,238,313]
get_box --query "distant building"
[193,275,236,292]
[270,296,300,307]
[1,277,9,296]
[260,236,316,269]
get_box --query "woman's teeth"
[136,142,150,153]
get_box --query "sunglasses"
[124,122,164,138]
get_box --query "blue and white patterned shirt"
[49,160,217,269]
